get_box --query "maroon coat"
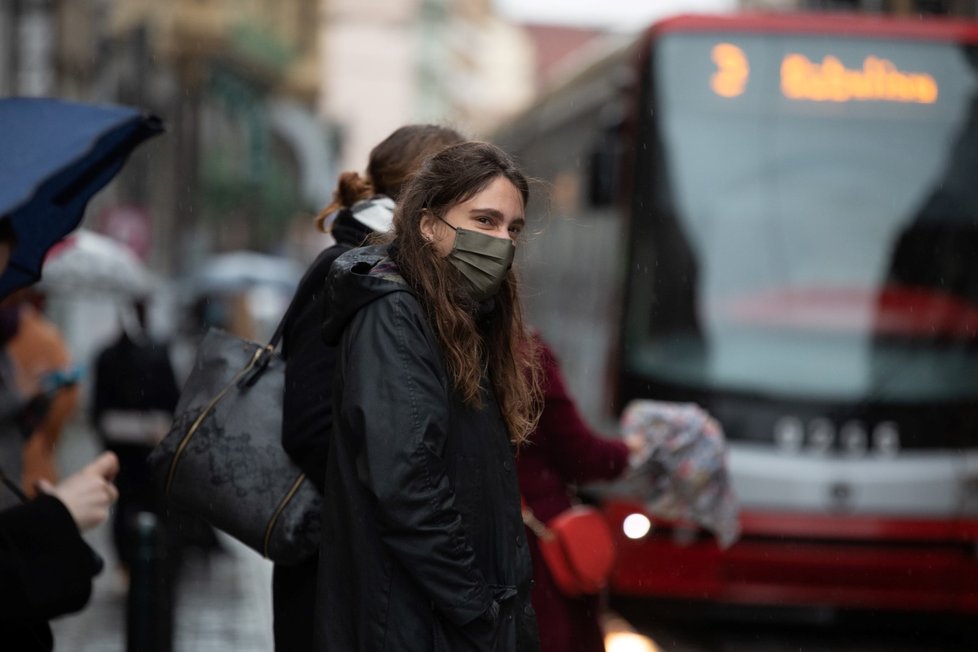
[517,338,628,652]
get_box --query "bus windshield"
[626,32,978,403]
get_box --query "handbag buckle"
[238,345,275,389]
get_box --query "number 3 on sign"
[711,43,750,98]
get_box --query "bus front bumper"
[605,498,978,613]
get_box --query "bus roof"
[649,12,978,44]
[494,11,978,144]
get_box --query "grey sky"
[493,0,738,31]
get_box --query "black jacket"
[273,208,373,652]
[314,245,539,652]
[280,210,373,490]
[91,332,181,439]
[0,494,101,651]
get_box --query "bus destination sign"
[711,43,939,104]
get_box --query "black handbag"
[148,313,321,565]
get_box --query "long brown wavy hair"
[391,141,542,445]
[315,124,464,232]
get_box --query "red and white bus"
[497,12,978,615]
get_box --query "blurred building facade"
[320,0,533,173]
[104,0,329,267]
[1,0,534,271]
[1,0,329,270]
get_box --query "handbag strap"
[266,292,297,352]
[237,282,301,389]
[520,498,554,541]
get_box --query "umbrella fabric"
[0,97,163,299]
[39,229,154,296]
[612,400,741,548]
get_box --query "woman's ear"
[419,209,436,243]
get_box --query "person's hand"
[37,451,119,531]
[624,432,649,468]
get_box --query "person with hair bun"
[315,141,542,651]
[273,124,464,651]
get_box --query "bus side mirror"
[587,122,621,208]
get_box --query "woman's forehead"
[452,177,524,213]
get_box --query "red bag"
[522,502,617,597]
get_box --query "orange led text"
[781,54,938,104]
[711,43,750,98]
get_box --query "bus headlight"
[603,613,660,652]
[622,513,652,539]
[605,631,660,652]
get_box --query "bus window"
[624,33,978,407]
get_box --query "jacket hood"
[321,194,394,235]
[322,244,411,345]
[349,195,395,233]
[330,208,373,248]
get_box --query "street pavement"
[49,422,275,652]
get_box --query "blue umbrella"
[0,97,163,298]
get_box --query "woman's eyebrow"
[469,208,504,218]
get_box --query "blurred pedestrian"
[0,219,120,651]
[2,288,80,495]
[0,288,80,512]
[273,124,464,652]
[517,335,645,652]
[315,141,543,650]
[91,297,180,577]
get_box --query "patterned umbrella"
[614,400,741,548]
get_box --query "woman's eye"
[475,216,493,226]
[509,225,523,237]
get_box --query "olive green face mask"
[436,217,516,302]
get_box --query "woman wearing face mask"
[273,124,463,652]
[316,141,543,651]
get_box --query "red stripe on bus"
[647,13,978,44]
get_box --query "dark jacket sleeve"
[536,341,629,485]
[340,292,493,626]
[281,246,346,491]
[0,495,99,626]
